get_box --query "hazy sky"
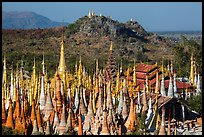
[2,2,202,31]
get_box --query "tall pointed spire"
[173,73,178,98]
[13,88,21,120]
[142,85,148,113]
[87,91,94,118]
[196,73,201,93]
[39,73,45,110]
[58,33,66,81]
[53,104,60,134]
[125,97,136,132]
[122,78,128,120]
[2,98,7,123]
[58,104,67,135]
[77,110,83,135]
[147,93,159,132]
[110,41,113,51]
[189,53,195,85]
[10,66,14,102]
[118,88,123,115]
[82,88,87,108]
[66,108,73,134]
[36,103,43,133]
[170,60,173,74]
[56,74,62,108]
[2,56,7,100]
[146,97,153,126]
[20,100,26,134]
[78,56,83,88]
[42,50,45,75]
[31,118,41,135]
[100,110,110,135]
[136,91,141,114]
[44,81,54,121]
[159,106,166,135]
[167,75,174,97]
[78,87,87,115]
[133,59,137,85]
[30,99,36,125]
[107,81,113,110]
[155,71,159,94]
[6,99,14,129]
[74,88,79,113]
[160,70,166,96]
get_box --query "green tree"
[187,92,202,115]
[2,125,24,135]
[172,35,202,77]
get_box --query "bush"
[2,125,24,135]
[187,92,202,115]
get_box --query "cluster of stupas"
[2,34,201,135]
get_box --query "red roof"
[135,63,156,73]
[127,63,194,91]
[164,80,192,89]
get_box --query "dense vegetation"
[187,93,202,115]
[172,36,202,77]
[2,15,202,80]
[2,125,24,135]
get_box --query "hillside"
[2,11,68,29]
[2,14,174,77]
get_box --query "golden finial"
[155,61,158,66]
[33,57,36,69]
[58,32,66,85]
[120,59,123,73]
[42,50,45,74]
[110,41,113,51]
[96,59,99,75]
[78,55,83,87]
[133,62,137,84]
[189,53,195,85]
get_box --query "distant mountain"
[2,11,68,29]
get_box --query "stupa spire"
[133,59,137,84]
[142,85,148,113]
[173,73,178,97]
[58,103,67,135]
[2,56,7,100]
[155,71,159,94]
[78,87,87,115]
[2,98,7,123]
[39,73,45,110]
[125,97,136,131]
[30,99,36,125]
[160,70,166,96]
[110,41,113,51]
[31,118,40,135]
[44,81,54,121]
[6,99,14,129]
[58,33,66,81]
[159,106,166,135]
[78,110,83,135]
[167,75,174,97]
[189,53,195,85]
[100,110,110,135]
[36,103,43,132]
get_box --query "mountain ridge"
[2,11,68,29]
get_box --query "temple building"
[2,33,202,135]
